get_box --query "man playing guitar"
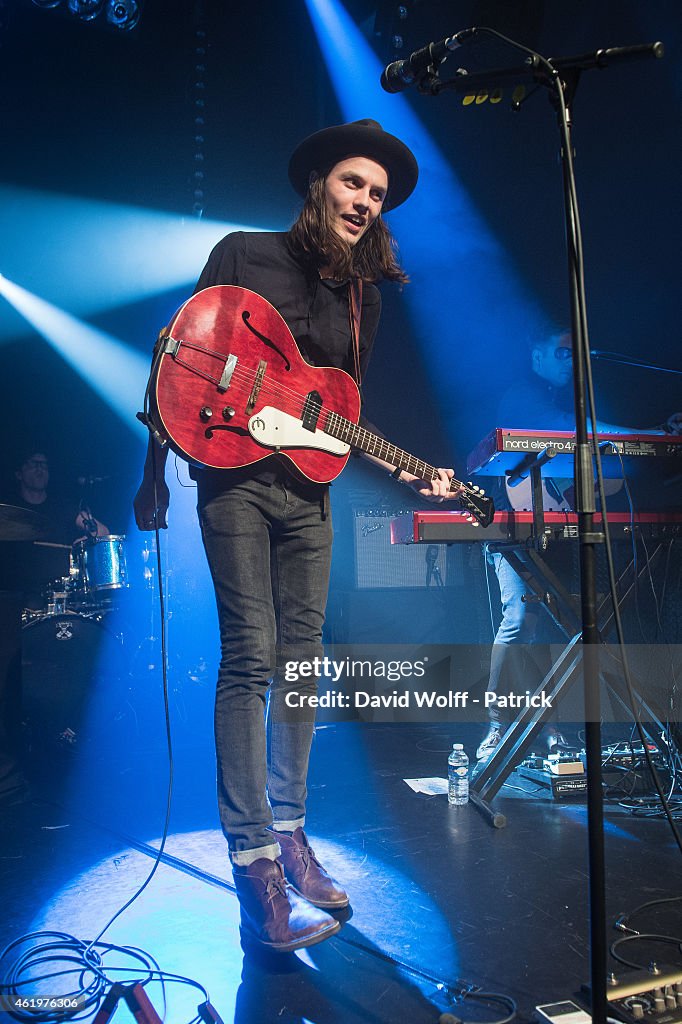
[134,119,466,953]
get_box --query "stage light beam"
[0,275,150,433]
[0,185,271,345]
[304,0,547,432]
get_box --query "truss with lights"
[31,0,143,32]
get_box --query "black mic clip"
[416,65,445,97]
[413,41,447,93]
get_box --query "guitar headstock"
[458,482,495,528]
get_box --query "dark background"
[0,0,680,541]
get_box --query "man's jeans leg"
[487,550,539,723]
[197,476,331,863]
[266,486,332,832]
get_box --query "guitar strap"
[348,276,363,385]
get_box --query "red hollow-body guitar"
[148,286,494,527]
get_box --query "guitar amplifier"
[353,510,460,589]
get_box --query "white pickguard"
[248,407,350,455]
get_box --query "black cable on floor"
[609,932,682,971]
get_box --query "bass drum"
[21,610,129,756]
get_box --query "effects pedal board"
[599,742,663,768]
[586,965,682,1024]
[518,753,587,800]
[595,742,670,796]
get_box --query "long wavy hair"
[287,173,408,284]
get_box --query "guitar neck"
[324,411,463,492]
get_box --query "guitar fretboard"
[323,410,461,493]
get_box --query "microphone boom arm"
[430,40,663,96]
[590,350,682,375]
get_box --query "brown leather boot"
[232,857,340,952]
[274,828,350,910]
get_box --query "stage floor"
[1,722,679,1024]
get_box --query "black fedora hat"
[288,118,418,212]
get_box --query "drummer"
[15,449,109,539]
[9,449,110,605]
[0,448,109,805]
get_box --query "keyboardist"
[476,327,682,764]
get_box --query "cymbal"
[0,504,50,541]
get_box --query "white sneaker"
[545,728,567,754]
[476,724,504,761]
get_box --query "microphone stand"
[555,64,609,1024]
[403,31,664,1024]
[590,350,682,375]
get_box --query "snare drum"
[74,535,128,593]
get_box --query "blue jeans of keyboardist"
[486,547,545,723]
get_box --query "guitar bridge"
[246,359,266,413]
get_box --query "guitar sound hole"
[205,424,250,439]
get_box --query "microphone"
[380,29,477,93]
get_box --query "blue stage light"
[28,824,458,996]
[304,0,546,432]
[0,185,270,345]
[0,275,150,432]
[105,0,139,30]
[67,0,103,21]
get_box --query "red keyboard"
[390,511,682,545]
[467,428,682,477]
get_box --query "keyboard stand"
[469,467,674,826]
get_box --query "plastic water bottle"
[448,743,469,806]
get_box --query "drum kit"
[20,531,130,638]
[0,504,133,754]
[27,533,129,619]
[0,503,129,610]
[2,502,210,759]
